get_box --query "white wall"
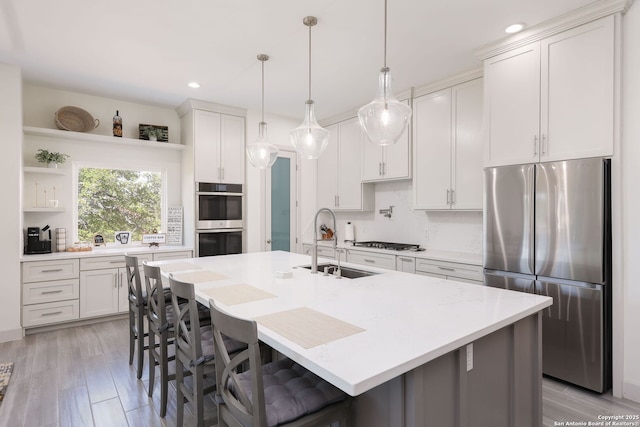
[0,63,24,342]
[622,4,640,402]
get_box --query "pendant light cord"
[383,0,388,68]
[308,22,312,100]
[261,59,265,122]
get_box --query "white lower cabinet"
[345,249,396,270]
[79,254,152,318]
[415,258,483,284]
[22,250,192,327]
[21,259,80,327]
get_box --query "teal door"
[267,151,297,252]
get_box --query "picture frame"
[138,124,168,142]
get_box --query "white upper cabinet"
[318,117,374,211]
[413,78,483,210]
[362,100,411,182]
[193,109,245,184]
[483,15,615,166]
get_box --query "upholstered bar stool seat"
[234,358,348,427]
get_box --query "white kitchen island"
[150,251,552,427]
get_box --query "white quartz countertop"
[20,245,194,262]
[150,251,550,396]
[309,241,483,265]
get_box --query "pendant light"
[290,16,330,160]
[246,54,279,169]
[357,0,411,146]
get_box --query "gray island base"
[149,252,550,427]
[352,313,541,427]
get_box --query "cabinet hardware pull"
[364,259,376,263]
[438,266,455,271]
[451,189,455,205]
[41,311,63,317]
[379,162,382,176]
[110,261,122,264]
[533,135,538,157]
[447,189,451,205]
[41,268,63,273]
[541,134,547,156]
[41,290,63,294]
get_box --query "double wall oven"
[196,182,243,257]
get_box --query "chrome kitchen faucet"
[312,207,340,277]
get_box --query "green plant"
[35,149,70,164]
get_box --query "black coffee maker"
[25,226,52,254]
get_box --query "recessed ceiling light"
[505,23,526,34]
[188,82,200,88]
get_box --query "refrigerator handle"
[527,164,536,274]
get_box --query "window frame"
[72,161,168,245]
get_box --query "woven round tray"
[54,106,100,132]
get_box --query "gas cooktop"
[352,241,424,251]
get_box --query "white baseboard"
[623,380,640,403]
[0,327,23,343]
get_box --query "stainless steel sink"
[298,263,378,279]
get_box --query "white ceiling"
[0,0,596,120]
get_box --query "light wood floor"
[0,318,639,427]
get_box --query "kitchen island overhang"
[151,251,552,427]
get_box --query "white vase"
[47,163,58,169]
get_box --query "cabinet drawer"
[22,259,79,283]
[23,279,79,305]
[346,250,395,270]
[80,253,152,270]
[153,251,192,261]
[416,258,483,282]
[22,300,79,327]
[302,244,335,259]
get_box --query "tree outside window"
[77,167,162,243]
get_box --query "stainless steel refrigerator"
[483,158,611,393]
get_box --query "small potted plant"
[35,149,70,168]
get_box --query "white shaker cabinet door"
[483,43,541,167]
[317,123,339,209]
[413,89,452,210]
[194,110,222,183]
[452,79,484,210]
[220,114,245,184]
[540,16,614,162]
[337,117,365,210]
[80,269,119,318]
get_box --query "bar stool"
[169,275,245,427]
[143,262,176,417]
[209,299,351,427]
[124,254,148,379]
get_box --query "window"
[77,167,163,243]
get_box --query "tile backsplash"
[322,180,483,254]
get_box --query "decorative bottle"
[113,110,122,137]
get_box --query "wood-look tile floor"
[0,317,639,427]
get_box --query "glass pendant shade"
[358,67,411,146]
[290,100,330,160]
[246,121,278,169]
